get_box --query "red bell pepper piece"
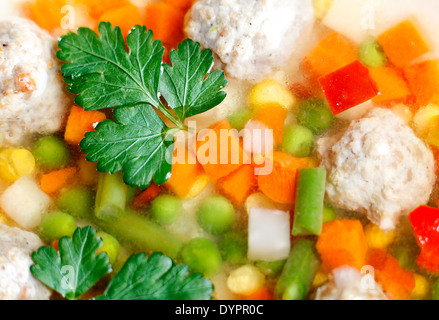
[319,60,379,115]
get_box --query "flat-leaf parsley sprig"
[57,22,228,189]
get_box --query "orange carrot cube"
[99,4,143,37]
[369,66,413,105]
[251,103,288,144]
[216,165,257,207]
[64,106,106,146]
[404,60,439,107]
[40,167,77,195]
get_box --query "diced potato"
[248,79,296,111]
[413,103,439,136]
[226,264,265,296]
[247,207,291,261]
[364,223,395,249]
[313,0,334,19]
[0,176,51,230]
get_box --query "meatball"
[185,0,315,81]
[317,108,436,230]
[0,224,51,300]
[0,18,70,147]
[315,266,388,300]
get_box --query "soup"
[0,0,439,301]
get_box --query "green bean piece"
[431,278,439,300]
[227,108,253,131]
[56,187,94,219]
[275,239,321,300]
[197,195,235,235]
[181,237,222,277]
[32,136,71,170]
[95,172,128,221]
[292,168,326,236]
[358,36,388,68]
[151,194,182,225]
[39,211,76,242]
[256,259,287,278]
[296,98,334,134]
[97,231,121,265]
[219,231,248,265]
[281,125,314,157]
[323,204,337,223]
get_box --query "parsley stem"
[157,104,186,130]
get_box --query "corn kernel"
[313,0,334,20]
[364,223,395,249]
[312,270,329,287]
[245,192,278,214]
[0,148,35,182]
[248,79,296,111]
[227,264,265,296]
[411,274,430,300]
[185,174,210,199]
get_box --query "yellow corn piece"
[185,174,210,199]
[248,79,296,111]
[226,264,265,296]
[426,117,439,147]
[364,223,395,249]
[312,269,329,287]
[0,148,35,182]
[411,274,430,300]
[313,0,334,19]
[413,103,439,137]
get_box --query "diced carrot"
[367,249,416,300]
[378,20,429,68]
[369,66,414,106]
[165,0,195,10]
[251,103,288,144]
[132,182,161,209]
[144,3,185,48]
[216,165,257,207]
[99,4,143,37]
[303,32,358,78]
[26,0,69,32]
[404,60,439,107]
[78,154,99,186]
[64,106,106,146]
[195,119,250,181]
[165,148,205,198]
[316,219,368,271]
[244,287,274,300]
[40,167,77,195]
[51,240,59,251]
[257,152,309,205]
[77,0,131,19]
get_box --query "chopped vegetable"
[95,172,128,221]
[97,231,120,265]
[242,119,275,156]
[219,231,248,265]
[247,79,296,111]
[281,125,314,158]
[64,106,106,146]
[78,0,130,19]
[248,207,291,262]
[257,152,309,204]
[58,23,227,188]
[411,273,430,300]
[367,248,415,300]
[227,108,253,131]
[322,205,337,223]
[40,167,77,195]
[303,32,357,78]
[312,0,334,19]
[274,239,321,300]
[32,136,71,170]
[216,165,257,207]
[244,287,274,300]
[0,148,34,183]
[316,219,368,271]
[295,98,334,134]
[364,223,395,249]
[56,187,94,219]
[369,66,413,106]
[226,264,266,296]
[0,176,51,230]
[319,60,379,115]
[377,20,429,68]
[28,0,71,32]
[251,103,288,144]
[132,182,162,209]
[78,154,99,186]
[39,211,76,242]
[150,194,182,225]
[181,237,223,277]
[292,167,326,236]
[358,36,388,68]
[404,60,439,107]
[99,4,143,37]
[197,195,236,235]
[165,0,195,10]
[431,279,439,300]
[256,259,287,278]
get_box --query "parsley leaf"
[30,226,110,300]
[160,39,228,119]
[96,252,213,300]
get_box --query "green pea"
[358,36,388,68]
[219,231,248,265]
[39,211,76,242]
[296,98,334,134]
[197,195,235,235]
[227,108,253,130]
[282,125,314,157]
[97,231,120,265]
[181,237,222,276]
[150,194,182,225]
[57,187,95,219]
[32,136,71,170]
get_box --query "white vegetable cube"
[248,207,291,262]
[1,176,51,229]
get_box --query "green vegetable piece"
[323,204,337,223]
[358,36,388,68]
[181,237,222,277]
[281,125,314,157]
[97,231,120,265]
[431,278,439,300]
[150,194,182,225]
[32,136,70,170]
[275,239,321,300]
[96,252,213,300]
[95,172,128,221]
[256,259,287,278]
[292,168,326,236]
[30,226,111,300]
[56,187,94,219]
[197,195,235,235]
[227,108,253,130]
[219,231,248,265]
[39,211,76,243]
[296,98,334,134]
[390,242,419,272]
